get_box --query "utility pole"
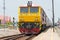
[13,17,15,27]
[52,0,54,32]
[3,0,5,31]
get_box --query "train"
[18,1,52,34]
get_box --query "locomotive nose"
[26,25,32,29]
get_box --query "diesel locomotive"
[18,1,52,34]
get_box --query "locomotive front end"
[18,1,42,34]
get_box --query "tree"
[0,20,1,24]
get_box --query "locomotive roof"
[20,6,39,7]
[19,4,40,7]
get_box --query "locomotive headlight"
[21,23,24,26]
[20,23,24,28]
[35,23,39,25]
[34,23,40,28]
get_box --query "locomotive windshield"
[30,7,38,13]
[20,7,28,13]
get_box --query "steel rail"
[26,35,36,40]
[0,34,25,40]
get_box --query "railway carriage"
[18,1,51,34]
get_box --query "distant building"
[0,15,11,24]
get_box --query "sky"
[0,0,60,22]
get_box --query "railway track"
[0,34,25,40]
[26,35,36,40]
[16,35,36,40]
[0,34,37,40]
[0,28,49,40]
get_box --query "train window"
[42,18,44,21]
[42,13,44,17]
[42,10,44,17]
[30,7,38,13]
[20,7,28,13]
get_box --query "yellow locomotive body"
[18,6,42,34]
[18,6,42,23]
[18,1,51,34]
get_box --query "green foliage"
[0,24,5,28]
[6,22,13,26]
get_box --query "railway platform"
[0,28,20,37]
[33,28,60,40]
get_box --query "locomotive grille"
[20,22,40,29]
